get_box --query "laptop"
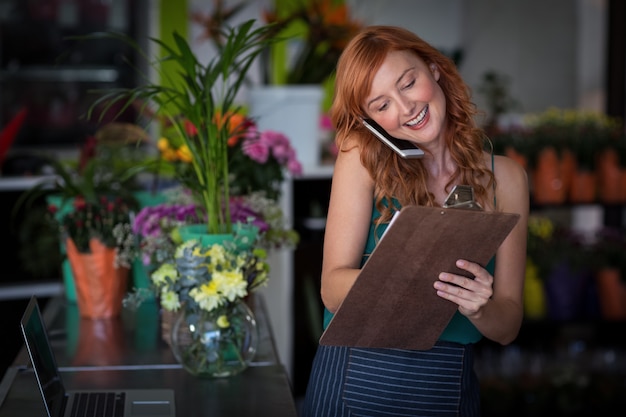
[19,296,176,417]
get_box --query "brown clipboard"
[318,205,520,350]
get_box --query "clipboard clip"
[443,185,483,210]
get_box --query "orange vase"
[569,169,597,203]
[597,148,624,203]
[595,268,626,320]
[532,147,568,204]
[620,170,626,202]
[65,238,129,319]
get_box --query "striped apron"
[302,341,480,417]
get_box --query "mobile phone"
[361,118,424,159]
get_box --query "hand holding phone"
[362,118,424,159]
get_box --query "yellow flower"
[528,216,554,240]
[157,137,170,151]
[160,290,181,312]
[176,144,193,162]
[523,259,547,319]
[189,281,222,312]
[217,315,230,328]
[207,244,227,264]
[151,263,178,287]
[213,270,248,302]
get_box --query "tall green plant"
[88,20,277,235]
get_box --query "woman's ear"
[429,63,440,81]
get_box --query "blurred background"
[1,1,625,416]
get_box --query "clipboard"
[318,205,520,350]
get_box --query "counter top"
[0,294,298,416]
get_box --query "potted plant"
[13,123,151,306]
[89,20,278,237]
[594,118,625,203]
[590,227,626,320]
[50,195,136,318]
[524,109,574,204]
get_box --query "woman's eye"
[377,102,388,112]
[402,80,415,90]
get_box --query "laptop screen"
[20,296,67,417]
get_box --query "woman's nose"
[399,96,415,116]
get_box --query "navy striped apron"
[302,341,480,416]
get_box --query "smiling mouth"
[405,105,429,127]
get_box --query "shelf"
[0,175,57,191]
[0,67,120,83]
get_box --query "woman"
[302,26,529,416]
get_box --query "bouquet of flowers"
[228,118,302,200]
[131,202,201,266]
[49,196,136,268]
[150,239,269,314]
[149,237,270,377]
[156,112,302,201]
[132,188,299,268]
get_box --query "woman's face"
[364,50,446,147]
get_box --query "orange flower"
[176,145,193,163]
[212,111,254,147]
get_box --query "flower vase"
[569,169,597,203]
[594,268,626,320]
[178,223,259,250]
[597,148,624,203]
[170,300,259,378]
[65,238,129,319]
[532,147,568,204]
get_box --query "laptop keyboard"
[69,392,126,417]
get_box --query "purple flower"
[230,198,269,232]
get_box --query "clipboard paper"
[319,205,520,350]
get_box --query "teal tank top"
[322,202,491,345]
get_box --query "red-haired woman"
[302,26,529,417]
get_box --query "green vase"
[178,223,259,250]
[46,195,78,303]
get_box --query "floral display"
[156,112,302,201]
[90,20,278,235]
[132,203,201,266]
[524,107,623,170]
[132,190,299,268]
[49,196,135,268]
[150,238,269,377]
[150,239,269,314]
[228,117,303,199]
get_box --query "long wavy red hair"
[331,26,494,224]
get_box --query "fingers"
[434,259,493,315]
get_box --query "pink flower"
[287,159,303,175]
[242,138,270,163]
[320,113,333,131]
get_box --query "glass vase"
[170,300,259,378]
